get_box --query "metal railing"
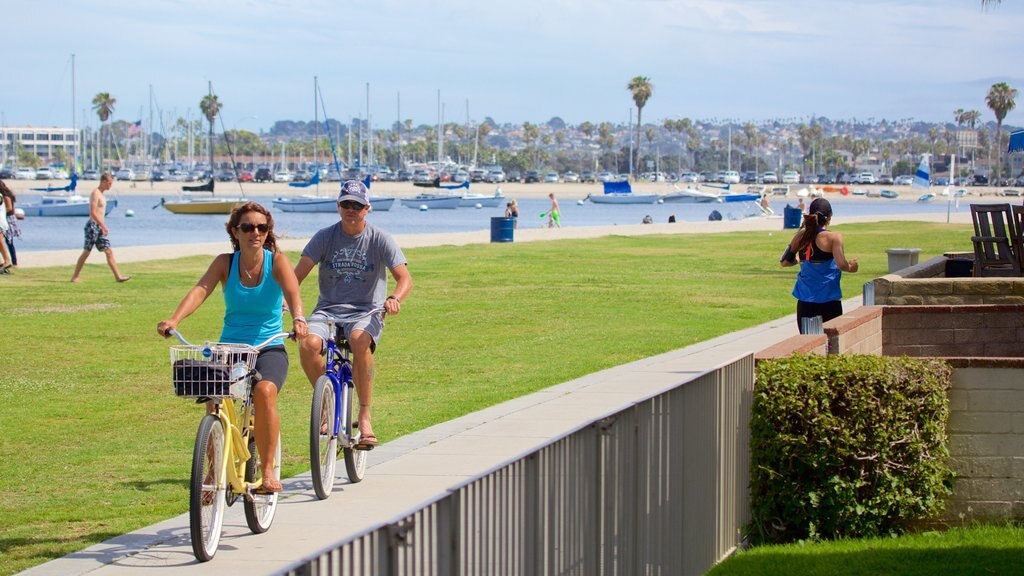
[284,354,754,576]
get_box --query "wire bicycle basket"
[170,343,257,399]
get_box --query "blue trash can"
[783,206,802,229]
[490,217,514,243]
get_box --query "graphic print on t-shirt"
[327,246,375,284]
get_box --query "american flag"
[127,120,142,137]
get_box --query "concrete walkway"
[20,293,862,576]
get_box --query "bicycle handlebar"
[317,305,387,323]
[166,329,294,350]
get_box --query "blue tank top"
[220,249,284,346]
[792,230,842,303]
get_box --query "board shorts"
[83,220,111,251]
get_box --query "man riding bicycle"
[294,179,412,449]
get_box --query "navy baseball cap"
[338,179,369,206]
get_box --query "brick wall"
[872,256,1024,306]
[754,334,827,361]
[944,359,1024,522]
[824,306,883,355]
[882,305,1024,357]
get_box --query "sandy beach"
[5,177,1020,202]
[14,207,971,269]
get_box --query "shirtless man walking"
[71,172,131,283]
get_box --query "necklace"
[242,256,263,280]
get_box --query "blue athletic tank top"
[792,230,842,303]
[220,249,284,346]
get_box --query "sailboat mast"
[314,76,319,194]
[71,53,77,174]
[207,81,214,182]
[366,82,372,170]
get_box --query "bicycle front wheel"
[189,414,226,562]
[244,432,280,533]
[310,375,338,500]
[343,383,368,483]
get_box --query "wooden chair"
[1012,204,1024,272]
[970,203,1021,277]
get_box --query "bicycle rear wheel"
[244,432,280,533]
[310,375,337,500]
[343,383,368,483]
[189,414,226,562]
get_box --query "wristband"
[387,295,399,302]
[781,246,796,263]
[293,316,307,324]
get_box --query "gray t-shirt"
[302,222,407,313]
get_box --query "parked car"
[412,169,434,183]
[893,174,914,186]
[598,171,616,182]
[853,172,876,184]
[971,174,988,186]
[543,171,560,183]
[525,170,542,183]
[272,170,293,183]
[394,169,411,182]
[741,171,758,183]
[0,167,14,179]
[877,174,894,185]
[562,171,580,183]
[507,170,522,183]
[35,167,54,180]
[14,167,36,180]
[469,168,488,182]
[722,171,741,184]
[781,171,800,184]
[254,167,273,182]
[237,171,254,183]
[486,168,507,183]
[114,168,134,181]
[451,170,469,183]
[761,171,778,183]
[580,170,596,183]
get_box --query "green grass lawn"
[709,523,1024,576]
[0,222,996,574]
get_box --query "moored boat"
[21,194,118,217]
[660,185,720,203]
[160,194,246,214]
[587,181,659,204]
[880,189,900,199]
[401,195,461,209]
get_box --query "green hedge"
[749,354,954,543]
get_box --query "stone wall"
[945,360,1024,522]
[872,256,1024,306]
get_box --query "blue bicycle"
[309,307,384,500]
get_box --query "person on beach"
[546,192,561,228]
[797,197,806,214]
[505,199,519,228]
[780,197,858,333]
[70,172,131,283]
[0,180,19,271]
[294,179,412,450]
[157,202,307,493]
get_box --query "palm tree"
[986,82,1017,182]
[199,89,222,176]
[92,92,116,168]
[627,76,653,178]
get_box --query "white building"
[1,126,79,166]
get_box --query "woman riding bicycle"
[158,202,308,493]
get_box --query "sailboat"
[273,79,395,213]
[22,55,117,218]
[162,83,246,214]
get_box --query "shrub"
[748,354,954,543]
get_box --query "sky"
[5,0,1024,134]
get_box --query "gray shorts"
[255,346,289,392]
[309,310,384,353]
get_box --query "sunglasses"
[238,223,269,233]
[338,201,367,210]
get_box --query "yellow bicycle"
[168,329,291,562]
